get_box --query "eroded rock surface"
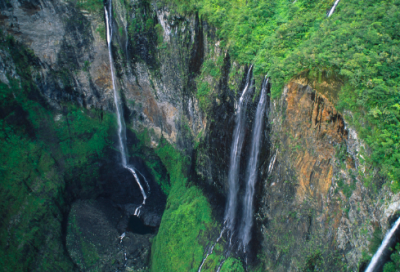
[257,80,400,271]
[67,199,153,272]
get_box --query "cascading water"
[239,76,269,254]
[225,64,253,234]
[327,0,340,17]
[365,216,400,272]
[197,65,253,272]
[104,1,147,215]
[197,226,226,272]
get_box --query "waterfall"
[239,76,269,253]
[365,216,400,272]
[197,226,226,272]
[197,65,253,272]
[225,65,253,233]
[104,2,147,214]
[327,0,340,17]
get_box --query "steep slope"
[1,0,400,271]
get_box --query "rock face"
[67,199,153,272]
[256,79,400,271]
[2,0,400,271]
[0,0,208,149]
[0,1,244,270]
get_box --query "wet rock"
[66,199,153,271]
[124,203,162,227]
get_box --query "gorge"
[1,0,400,272]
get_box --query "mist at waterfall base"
[363,216,400,272]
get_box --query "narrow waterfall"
[225,65,253,233]
[239,76,269,253]
[104,2,147,215]
[197,65,253,272]
[327,0,340,17]
[197,226,226,272]
[365,216,400,272]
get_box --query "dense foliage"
[0,33,115,270]
[383,243,400,272]
[149,137,243,271]
[163,0,400,189]
[150,138,215,271]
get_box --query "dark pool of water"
[126,216,155,235]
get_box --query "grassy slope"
[164,0,400,190]
[149,137,244,272]
[0,33,115,271]
[150,138,214,271]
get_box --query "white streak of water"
[198,66,253,272]
[365,216,400,272]
[197,227,226,272]
[216,258,226,272]
[327,0,340,17]
[239,76,269,251]
[225,65,253,232]
[268,152,277,175]
[105,4,147,213]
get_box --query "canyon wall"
[0,0,399,271]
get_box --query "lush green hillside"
[148,137,244,272]
[0,33,115,271]
[165,0,400,190]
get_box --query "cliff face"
[257,80,399,271]
[0,0,203,146]
[1,0,399,272]
[0,0,246,270]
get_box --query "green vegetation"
[96,24,106,41]
[383,243,400,272]
[0,32,114,270]
[150,138,216,271]
[220,258,244,272]
[165,0,400,189]
[148,135,244,271]
[76,0,103,13]
[67,213,101,270]
[130,128,171,195]
[155,24,164,45]
[81,241,101,268]
[195,53,225,112]
[127,0,159,67]
[370,227,383,254]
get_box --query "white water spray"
[239,76,269,252]
[327,0,340,17]
[104,3,147,214]
[365,216,400,272]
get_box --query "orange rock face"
[284,81,347,203]
[258,80,354,271]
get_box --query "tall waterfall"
[104,1,147,215]
[365,216,400,272]
[327,0,340,17]
[225,65,253,233]
[239,76,269,253]
[197,65,253,272]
